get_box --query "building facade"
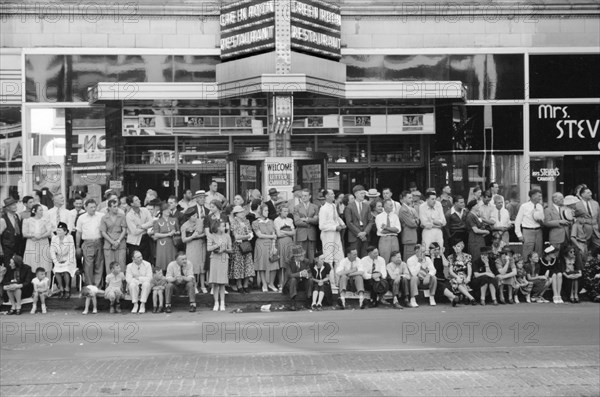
[1,0,599,205]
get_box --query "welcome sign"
[264,157,295,200]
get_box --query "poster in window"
[403,115,424,131]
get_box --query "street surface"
[1,303,599,396]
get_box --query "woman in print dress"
[153,206,179,272]
[22,204,53,275]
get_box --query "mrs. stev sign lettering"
[530,104,600,152]
[220,0,341,61]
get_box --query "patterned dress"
[181,219,206,275]
[448,252,472,293]
[229,217,255,279]
[153,217,179,272]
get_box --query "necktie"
[559,207,563,220]
[498,209,501,223]
[587,201,592,216]
[386,213,391,228]
[371,259,376,273]
[13,214,20,235]
[358,202,363,226]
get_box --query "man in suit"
[575,187,600,251]
[167,195,184,225]
[0,197,24,266]
[191,190,210,221]
[282,245,312,311]
[398,190,420,262]
[265,188,279,220]
[344,186,373,258]
[293,189,319,261]
[544,192,571,250]
[287,185,303,213]
[445,195,468,251]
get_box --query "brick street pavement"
[1,346,599,396]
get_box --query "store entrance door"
[237,161,263,202]
[375,169,426,195]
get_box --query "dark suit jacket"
[544,204,569,246]
[266,200,278,221]
[344,201,373,243]
[574,199,600,240]
[293,202,319,242]
[398,203,419,244]
[284,257,312,279]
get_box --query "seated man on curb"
[406,244,438,307]
[125,250,153,314]
[282,245,312,311]
[386,250,410,309]
[358,246,389,308]
[165,252,197,313]
[335,248,365,309]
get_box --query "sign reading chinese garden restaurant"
[530,104,600,152]
[220,0,276,60]
[219,0,341,61]
[290,0,341,60]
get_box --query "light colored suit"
[575,199,600,249]
[293,202,319,260]
[319,202,345,267]
[398,203,419,261]
[544,204,569,249]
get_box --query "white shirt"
[375,211,401,236]
[46,206,71,231]
[515,201,545,238]
[126,260,153,284]
[336,257,361,275]
[126,207,154,245]
[68,209,85,232]
[491,207,511,229]
[319,202,344,232]
[419,201,447,229]
[406,255,437,278]
[358,255,387,280]
[450,207,466,218]
[76,212,104,240]
[206,190,225,204]
[32,277,50,292]
[386,261,408,280]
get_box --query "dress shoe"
[316,304,322,311]
[393,302,404,309]
[452,297,459,307]
[109,306,115,314]
[138,303,146,314]
[165,305,172,313]
[379,299,390,306]
[492,300,498,306]
[115,303,122,313]
[152,306,158,313]
[189,304,197,312]
[311,304,317,310]
[131,303,139,313]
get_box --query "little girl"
[105,262,125,314]
[208,221,233,311]
[513,255,533,303]
[31,267,50,314]
[151,267,167,313]
[81,285,104,314]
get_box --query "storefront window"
[530,54,600,99]
[0,107,22,201]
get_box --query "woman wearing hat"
[2,255,33,315]
[252,204,278,292]
[229,205,255,293]
[539,244,564,304]
[22,204,53,275]
[181,206,207,293]
[465,200,490,262]
[50,222,76,299]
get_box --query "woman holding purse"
[229,206,255,293]
[252,204,278,292]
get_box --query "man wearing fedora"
[1,197,24,266]
[265,188,280,221]
[287,185,303,213]
[544,192,572,250]
[282,244,312,310]
[345,186,374,258]
[293,189,319,261]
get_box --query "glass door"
[237,160,262,202]
[296,159,325,198]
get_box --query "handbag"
[239,240,253,255]
[269,241,280,262]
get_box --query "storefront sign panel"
[264,157,294,201]
[290,0,341,59]
[530,104,600,152]
[240,164,258,182]
[220,0,276,60]
[77,133,106,163]
[302,164,321,184]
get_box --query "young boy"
[105,262,126,314]
[81,285,104,314]
[31,267,50,314]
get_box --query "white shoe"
[262,286,268,293]
[219,304,226,311]
[553,296,559,304]
[514,296,520,304]
[30,304,37,314]
[429,297,436,306]
[138,303,146,314]
[92,309,97,314]
[409,298,419,308]
[268,285,278,292]
[82,310,88,315]
[224,290,229,295]
[558,298,565,304]
[213,304,219,311]
[41,305,47,314]
[131,303,139,313]
[201,287,208,294]
[525,295,531,303]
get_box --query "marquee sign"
[220,0,276,61]
[290,0,341,60]
[530,104,600,152]
[219,0,341,61]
